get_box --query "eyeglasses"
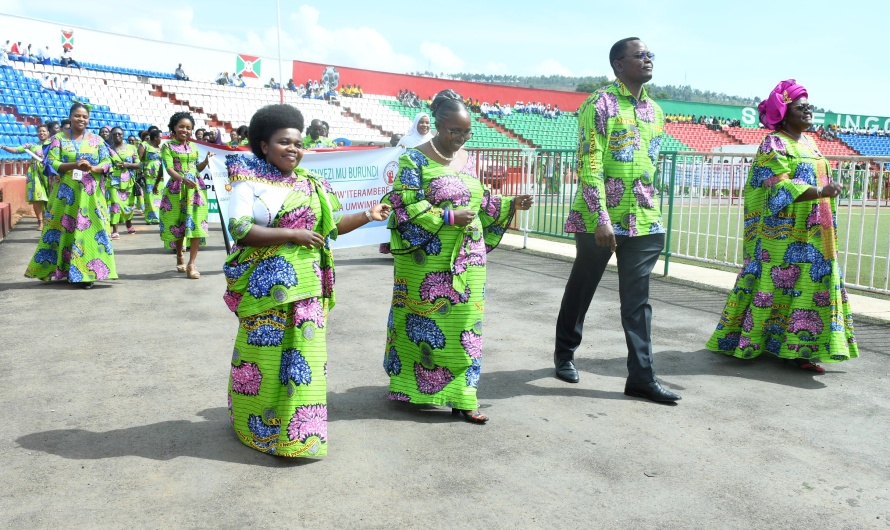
[792,104,814,113]
[621,51,655,61]
[443,128,474,139]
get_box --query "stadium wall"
[292,60,590,110]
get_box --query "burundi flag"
[61,30,74,51]
[235,54,261,79]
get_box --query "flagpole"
[277,0,284,105]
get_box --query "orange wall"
[292,60,589,111]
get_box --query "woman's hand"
[453,209,477,227]
[204,152,215,164]
[89,165,104,174]
[292,228,325,249]
[75,159,91,171]
[369,203,391,221]
[515,194,534,211]
[184,178,197,189]
[821,182,843,199]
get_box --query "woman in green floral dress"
[107,127,140,238]
[160,112,213,278]
[25,103,117,288]
[1,123,50,230]
[706,80,857,372]
[381,90,533,423]
[139,130,163,225]
[223,104,390,457]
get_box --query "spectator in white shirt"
[35,45,50,65]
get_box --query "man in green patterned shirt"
[552,37,680,403]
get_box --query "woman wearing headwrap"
[706,80,858,373]
[398,112,433,148]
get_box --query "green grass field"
[518,196,890,294]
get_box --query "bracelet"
[449,210,455,226]
[816,186,823,198]
[442,207,450,225]
[364,209,373,222]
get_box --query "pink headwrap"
[757,79,808,131]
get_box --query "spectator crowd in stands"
[398,89,422,108]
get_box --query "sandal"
[127,226,136,234]
[792,358,825,374]
[176,256,186,273]
[186,265,201,279]
[452,408,489,424]
[110,232,120,240]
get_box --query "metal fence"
[469,148,890,296]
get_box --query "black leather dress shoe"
[624,381,681,402]
[555,360,579,383]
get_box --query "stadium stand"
[1,56,887,163]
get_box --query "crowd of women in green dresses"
[14,78,859,459]
[16,103,214,286]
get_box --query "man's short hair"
[609,37,641,68]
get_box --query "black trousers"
[554,232,664,385]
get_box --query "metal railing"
[469,148,890,295]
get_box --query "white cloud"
[418,42,464,74]
[535,59,575,77]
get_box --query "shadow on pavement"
[15,407,317,467]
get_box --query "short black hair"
[148,125,160,132]
[609,37,641,67]
[168,111,195,133]
[149,130,162,141]
[61,119,71,128]
[111,126,124,134]
[45,121,59,130]
[430,89,468,121]
[236,125,249,137]
[69,102,89,117]
[248,104,304,160]
[36,123,48,131]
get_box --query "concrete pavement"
[1,219,888,529]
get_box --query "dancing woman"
[1,123,51,230]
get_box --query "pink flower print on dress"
[390,194,410,224]
[223,290,243,313]
[293,297,325,328]
[287,404,327,443]
[60,213,76,232]
[632,178,656,208]
[192,192,205,206]
[88,135,100,147]
[169,223,186,238]
[428,176,471,206]
[789,309,824,335]
[564,210,586,233]
[81,173,96,195]
[604,177,625,208]
[61,247,72,265]
[278,206,317,230]
[167,179,181,194]
[760,134,787,155]
[109,202,121,214]
[414,363,455,394]
[159,195,173,212]
[313,262,334,298]
[292,179,314,196]
[86,259,110,280]
[460,330,483,358]
[753,291,774,308]
[813,291,831,307]
[201,220,208,231]
[231,362,263,395]
[581,184,602,213]
[771,263,801,290]
[742,307,754,332]
[481,192,501,218]
[76,210,91,231]
[594,92,620,136]
[635,99,655,123]
[419,271,470,304]
[453,236,486,275]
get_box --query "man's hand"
[594,224,616,252]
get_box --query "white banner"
[189,143,401,251]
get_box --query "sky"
[1,0,888,116]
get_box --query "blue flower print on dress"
[42,229,62,246]
[247,414,280,439]
[244,311,287,346]
[397,222,442,255]
[94,230,112,254]
[68,266,84,283]
[749,166,774,189]
[466,358,481,388]
[185,215,195,230]
[407,149,429,168]
[383,346,402,376]
[33,248,57,265]
[609,130,635,162]
[647,135,662,164]
[280,348,312,386]
[784,242,831,283]
[223,260,251,281]
[767,187,793,215]
[405,314,446,349]
[247,256,298,299]
[57,183,75,205]
[793,163,816,185]
[716,332,741,351]
[399,167,422,189]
